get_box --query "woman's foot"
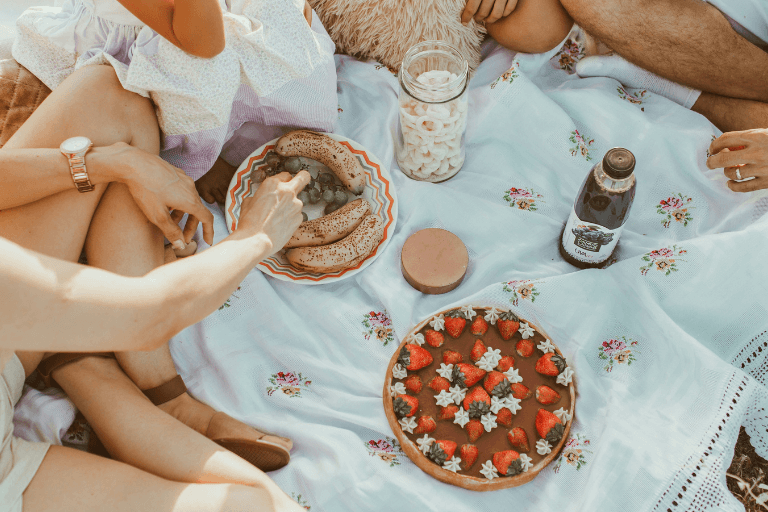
[158,392,292,471]
[195,157,237,206]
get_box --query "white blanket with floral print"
[14,28,768,512]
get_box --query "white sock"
[575,54,702,109]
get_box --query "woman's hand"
[235,171,309,252]
[96,142,214,249]
[462,0,518,25]
[707,129,768,192]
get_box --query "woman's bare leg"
[485,0,573,54]
[0,65,160,374]
[83,178,220,434]
[0,64,244,438]
[23,446,302,512]
[50,356,276,486]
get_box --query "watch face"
[61,136,91,154]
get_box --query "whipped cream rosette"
[383,305,576,491]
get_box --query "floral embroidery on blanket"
[290,493,311,510]
[657,194,695,228]
[617,86,647,111]
[267,372,312,398]
[552,37,585,73]
[598,337,640,373]
[366,437,403,467]
[640,245,687,276]
[569,130,595,161]
[490,63,520,89]
[363,311,395,346]
[706,134,717,158]
[503,187,545,211]
[219,286,241,310]
[553,434,592,472]
[502,279,541,306]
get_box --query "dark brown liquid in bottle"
[559,149,637,269]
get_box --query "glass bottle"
[396,41,469,182]
[560,148,637,268]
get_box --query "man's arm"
[1,172,308,353]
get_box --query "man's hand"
[98,142,214,249]
[707,129,768,192]
[462,0,517,25]
[235,171,310,252]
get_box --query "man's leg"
[559,0,768,102]
[693,93,768,132]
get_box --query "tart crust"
[383,305,576,491]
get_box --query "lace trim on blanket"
[730,329,768,459]
[652,371,752,511]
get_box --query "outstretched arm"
[118,0,226,58]
[1,171,309,354]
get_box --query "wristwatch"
[60,136,94,193]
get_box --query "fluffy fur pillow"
[309,0,486,71]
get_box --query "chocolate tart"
[383,305,576,491]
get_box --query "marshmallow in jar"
[396,41,469,182]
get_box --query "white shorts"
[707,0,768,49]
[0,353,50,512]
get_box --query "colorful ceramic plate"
[225,134,397,284]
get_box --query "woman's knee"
[64,66,160,152]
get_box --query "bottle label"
[561,208,623,264]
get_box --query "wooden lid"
[400,228,468,294]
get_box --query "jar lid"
[602,148,636,179]
[401,228,468,294]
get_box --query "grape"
[325,202,341,215]
[334,191,348,205]
[252,169,266,183]
[309,188,321,204]
[297,191,310,204]
[322,189,335,203]
[265,153,281,167]
[302,212,308,222]
[318,172,334,185]
[284,156,302,173]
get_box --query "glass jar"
[396,41,469,182]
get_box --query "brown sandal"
[37,352,116,388]
[143,375,292,472]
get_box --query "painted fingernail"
[172,239,186,251]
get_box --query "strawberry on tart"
[383,305,576,491]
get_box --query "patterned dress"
[12,0,338,179]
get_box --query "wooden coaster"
[401,229,468,294]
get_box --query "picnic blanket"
[14,30,768,511]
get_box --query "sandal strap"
[37,352,115,388]
[142,374,187,405]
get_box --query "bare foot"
[195,157,237,206]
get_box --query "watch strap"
[64,150,94,193]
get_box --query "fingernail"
[172,239,186,251]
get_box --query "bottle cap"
[602,148,635,179]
